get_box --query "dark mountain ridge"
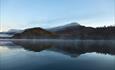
[12,27,57,39]
[12,23,115,39]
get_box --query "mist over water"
[0,39,115,70]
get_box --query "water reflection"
[0,40,115,70]
[11,40,115,56]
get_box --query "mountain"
[0,29,22,35]
[12,27,57,39]
[47,23,115,39]
[8,29,23,33]
[0,29,23,39]
[48,22,81,32]
[12,22,115,39]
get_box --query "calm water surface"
[0,39,115,70]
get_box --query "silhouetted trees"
[12,26,115,39]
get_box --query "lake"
[0,39,115,70]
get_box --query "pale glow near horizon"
[0,0,114,32]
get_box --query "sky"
[0,0,115,32]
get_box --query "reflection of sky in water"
[0,46,10,53]
[0,45,22,55]
[0,46,115,70]
[0,40,115,70]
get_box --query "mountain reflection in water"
[0,40,115,70]
[12,40,115,56]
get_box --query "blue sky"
[0,0,115,31]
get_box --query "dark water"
[0,39,115,70]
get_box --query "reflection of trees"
[12,40,115,56]
[53,41,115,56]
[12,41,53,52]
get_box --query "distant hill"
[48,22,81,32]
[8,29,23,33]
[12,27,57,39]
[0,29,22,35]
[12,22,115,39]
[0,29,23,39]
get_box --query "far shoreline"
[0,38,115,41]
